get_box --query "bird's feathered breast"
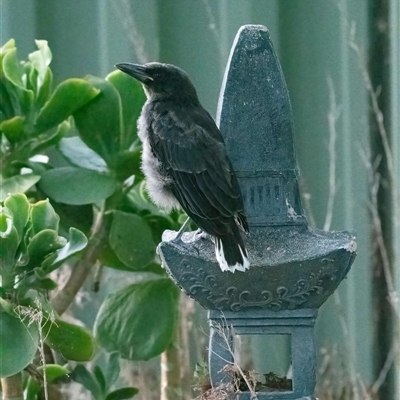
[140,99,248,236]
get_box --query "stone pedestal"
[209,309,317,399]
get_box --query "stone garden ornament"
[158,25,357,400]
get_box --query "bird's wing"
[148,106,247,236]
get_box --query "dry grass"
[16,298,56,400]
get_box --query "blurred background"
[2,0,399,399]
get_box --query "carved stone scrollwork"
[175,260,337,312]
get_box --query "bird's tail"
[215,226,249,273]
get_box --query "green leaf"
[50,202,93,236]
[36,67,53,110]
[42,227,87,273]
[104,352,120,389]
[0,81,14,121]
[28,40,52,89]
[30,119,71,155]
[28,274,58,290]
[144,214,176,244]
[1,115,25,143]
[107,70,146,150]
[26,364,69,400]
[35,78,100,133]
[4,193,29,243]
[15,223,30,269]
[0,298,15,315]
[39,167,117,205]
[94,279,179,361]
[58,136,108,172]
[27,230,66,269]
[0,40,16,119]
[20,270,59,291]
[73,76,122,168]
[100,245,163,274]
[99,243,139,272]
[2,48,24,88]
[127,181,166,217]
[0,207,13,237]
[115,148,143,182]
[44,318,96,362]
[24,61,38,93]
[109,211,156,270]
[0,311,39,378]
[0,224,19,273]
[0,39,16,55]
[71,365,102,399]
[30,199,59,234]
[23,160,53,176]
[2,48,34,115]
[0,174,40,201]
[94,365,106,392]
[105,387,139,400]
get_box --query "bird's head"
[115,62,199,104]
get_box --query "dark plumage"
[116,62,249,272]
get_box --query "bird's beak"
[115,63,153,83]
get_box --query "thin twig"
[51,203,107,315]
[92,261,103,293]
[299,178,317,228]
[212,319,258,400]
[1,373,24,400]
[371,345,397,394]
[324,76,340,232]
[335,4,400,393]
[179,294,196,399]
[110,0,149,64]
[200,0,225,64]
[16,299,57,400]
[160,327,183,400]
[359,149,400,393]
[333,292,362,400]
[347,26,395,184]
[338,0,400,243]
[360,150,400,320]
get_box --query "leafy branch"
[0,39,184,399]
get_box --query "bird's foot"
[194,229,209,241]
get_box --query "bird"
[115,62,249,273]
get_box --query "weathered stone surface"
[160,226,355,312]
